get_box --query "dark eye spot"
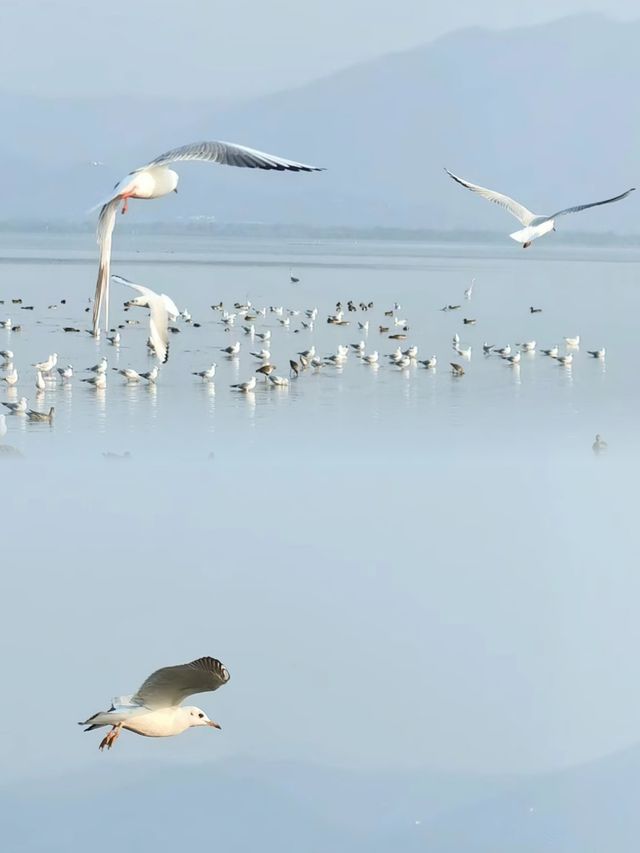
[199,713,204,719]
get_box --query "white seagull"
[114,367,142,382]
[114,275,179,364]
[92,141,323,333]
[33,353,58,374]
[1,366,18,386]
[82,373,107,389]
[540,345,559,357]
[251,349,271,362]
[268,374,289,387]
[2,397,28,414]
[57,364,74,380]
[556,353,573,366]
[79,656,230,751]
[419,356,437,369]
[588,347,606,359]
[445,169,635,248]
[231,376,257,393]
[86,357,108,375]
[140,366,159,383]
[192,364,217,381]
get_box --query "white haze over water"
[0,234,638,785]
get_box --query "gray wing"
[444,168,536,225]
[551,188,635,219]
[139,140,324,173]
[131,657,230,710]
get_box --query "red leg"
[99,723,123,751]
[121,197,129,215]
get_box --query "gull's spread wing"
[445,169,536,225]
[139,140,324,173]
[148,298,170,364]
[551,187,635,219]
[92,200,119,335]
[112,274,153,301]
[113,274,172,363]
[132,657,230,710]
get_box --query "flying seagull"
[79,656,230,751]
[114,275,179,364]
[444,169,635,248]
[92,141,324,333]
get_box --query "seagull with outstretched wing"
[92,141,325,333]
[79,656,230,751]
[445,168,634,248]
[113,274,180,363]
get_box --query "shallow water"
[0,234,638,781]
[0,234,636,460]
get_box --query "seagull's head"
[185,706,221,730]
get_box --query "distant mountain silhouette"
[3,748,640,851]
[2,14,639,232]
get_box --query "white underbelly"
[123,708,184,738]
[130,170,160,200]
[131,166,177,200]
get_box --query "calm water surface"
[0,233,638,781]
[0,233,636,461]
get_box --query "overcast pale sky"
[0,0,636,99]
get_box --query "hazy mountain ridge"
[2,13,639,231]
[3,747,640,851]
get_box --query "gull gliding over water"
[79,656,230,751]
[444,169,635,248]
[92,141,324,333]
[114,275,179,364]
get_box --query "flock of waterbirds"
[2,134,630,458]
[1,272,609,456]
[1,137,623,752]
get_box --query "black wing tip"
[190,656,231,683]
[257,164,324,173]
[444,168,466,186]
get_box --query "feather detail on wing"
[445,168,536,225]
[149,301,169,364]
[131,656,230,710]
[551,187,635,219]
[139,140,324,173]
[92,200,118,335]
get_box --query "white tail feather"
[509,220,554,244]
